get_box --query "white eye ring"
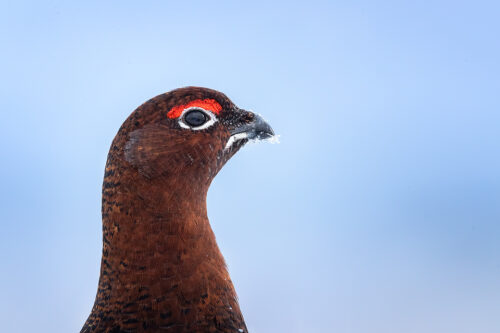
[177,107,218,130]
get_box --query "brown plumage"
[81,87,274,333]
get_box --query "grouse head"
[82,87,274,333]
[123,86,273,185]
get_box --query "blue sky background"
[1,1,499,332]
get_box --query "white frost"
[266,134,280,144]
[246,133,281,147]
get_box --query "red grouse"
[81,87,274,333]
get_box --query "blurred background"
[1,1,499,332]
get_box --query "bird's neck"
[83,159,247,332]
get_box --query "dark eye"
[184,109,208,127]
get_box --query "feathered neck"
[82,139,248,333]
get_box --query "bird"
[81,87,274,333]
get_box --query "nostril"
[244,112,255,122]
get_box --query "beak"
[229,113,274,140]
[224,111,274,151]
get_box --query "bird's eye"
[177,107,217,131]
[184,109,208,127]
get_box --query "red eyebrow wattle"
[167,98,222,119]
